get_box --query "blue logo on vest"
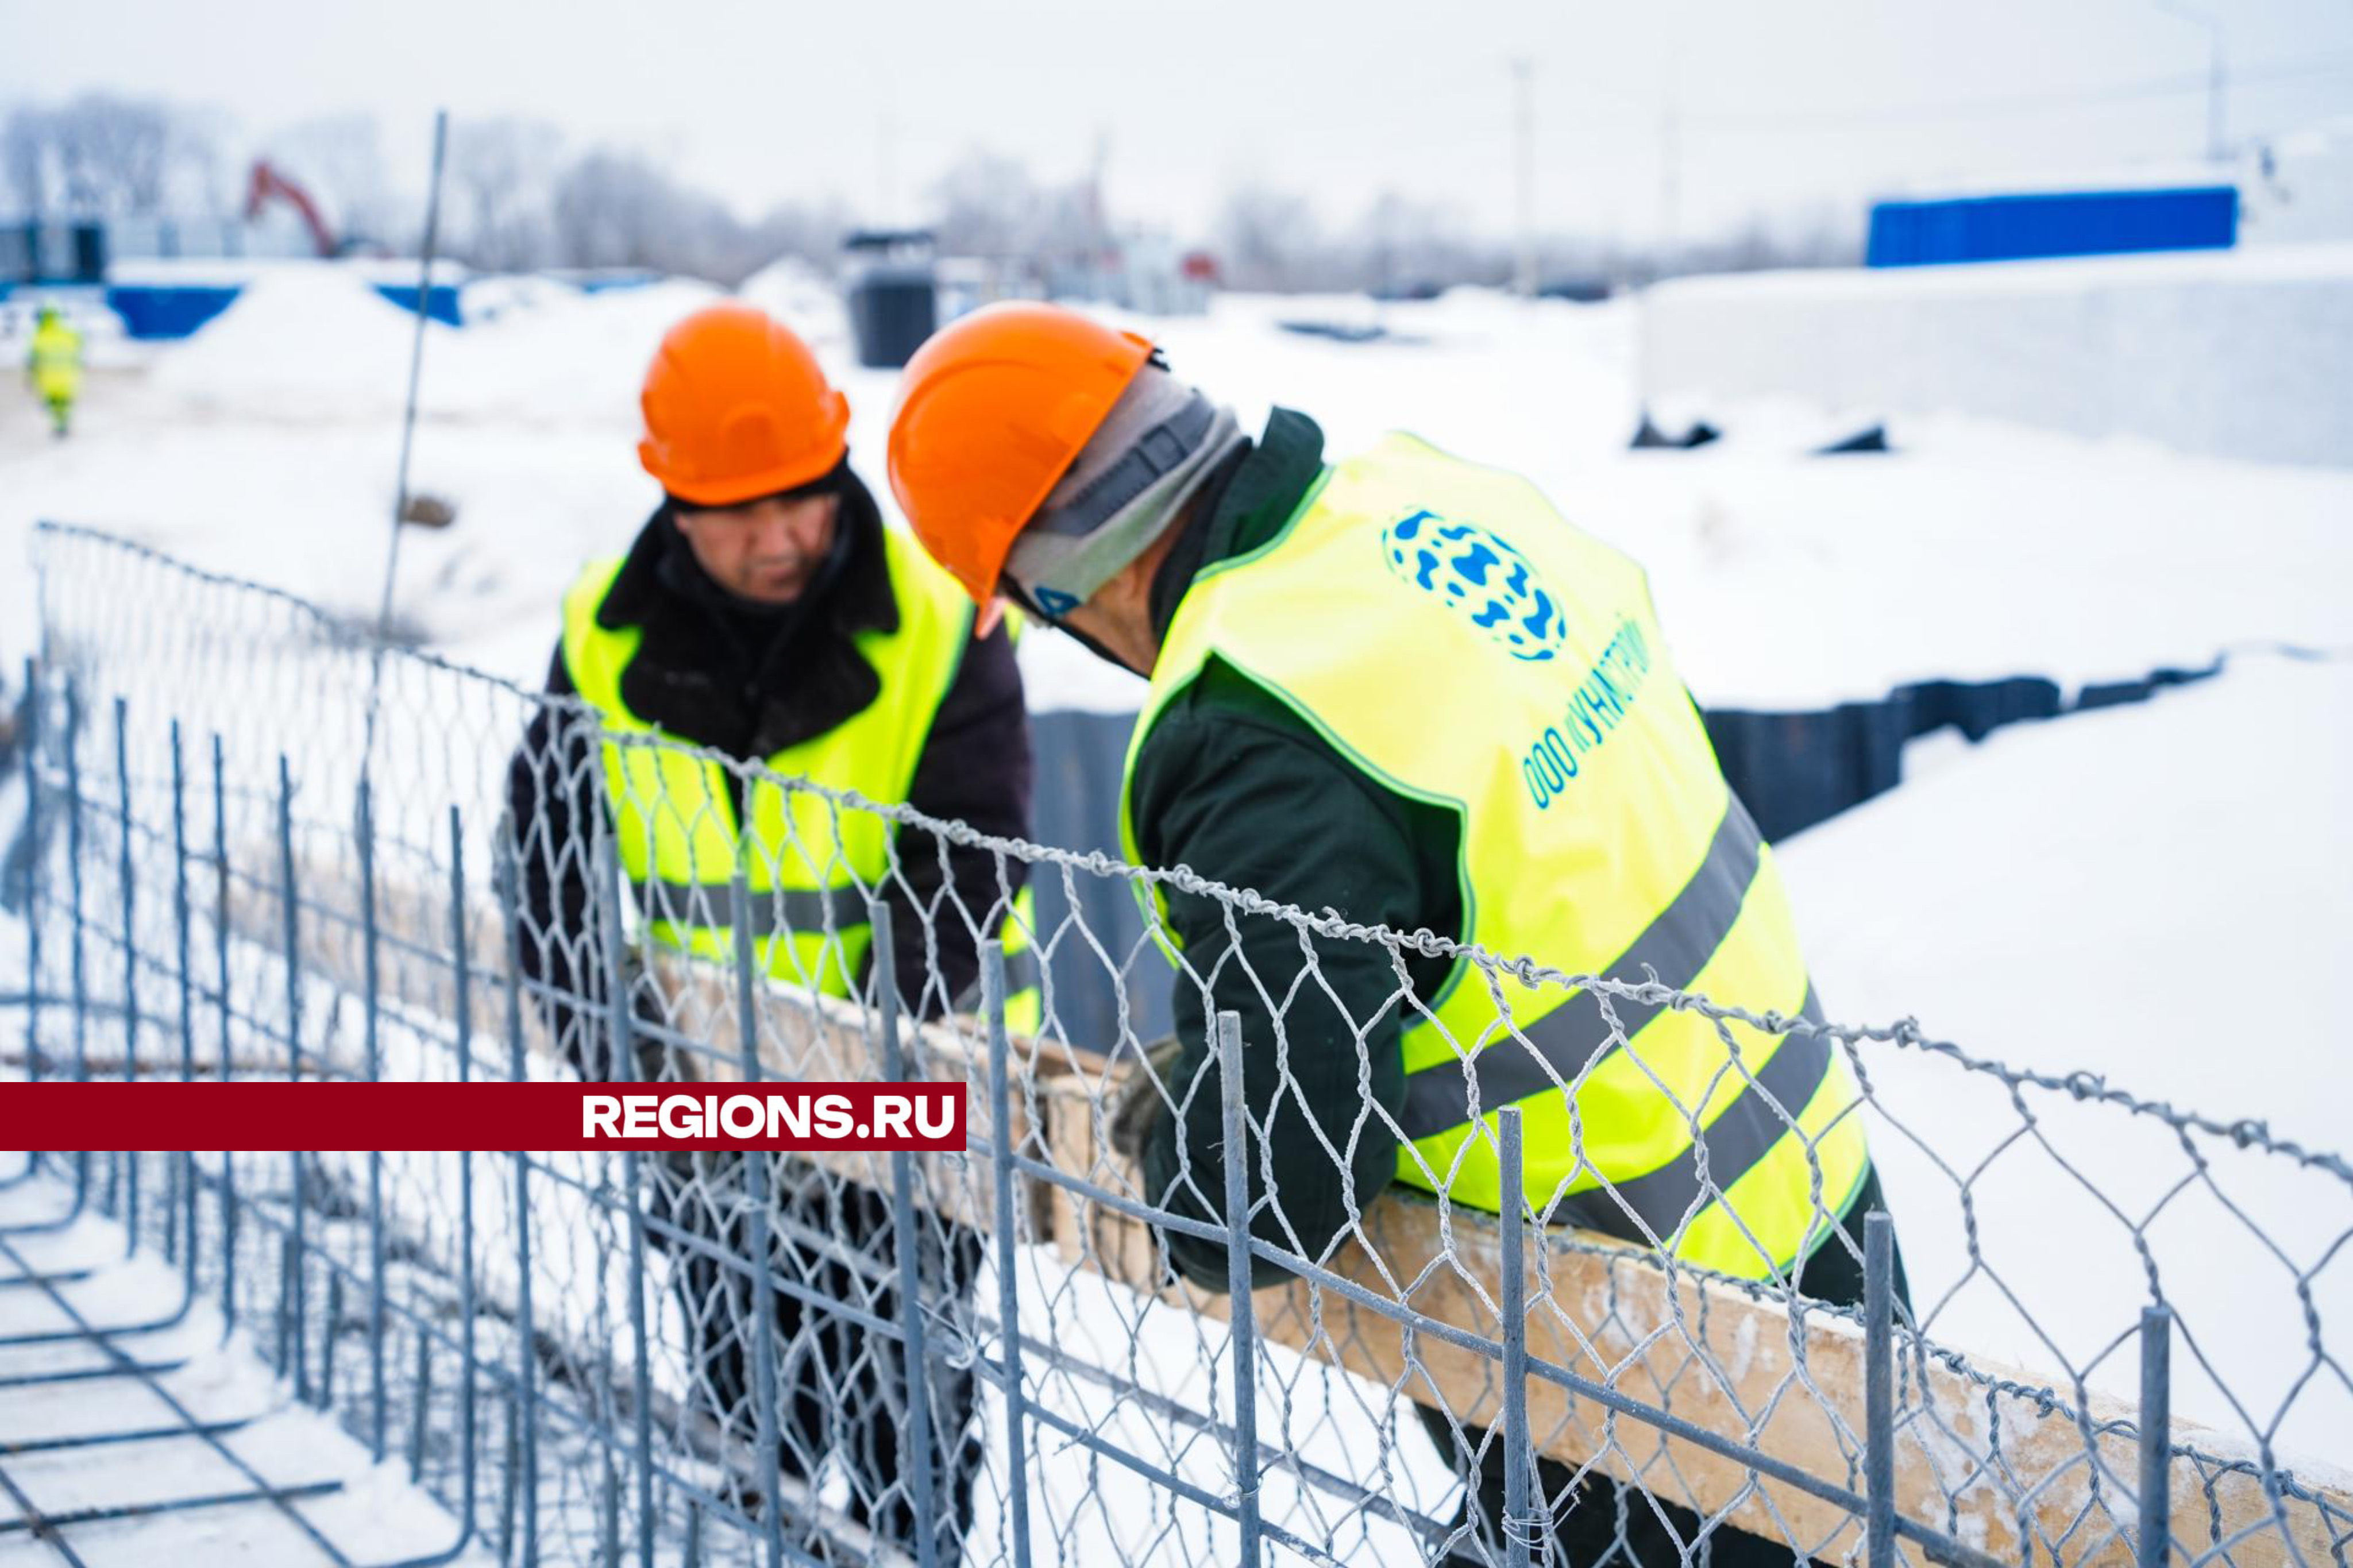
[1380,509,1566,662]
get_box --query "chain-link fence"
[5,520,2349,1567]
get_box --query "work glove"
[1106,1033,1186,1165]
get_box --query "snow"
[1778,650,2353,1459]
[0,1163,495,1565]
[1641,244,2353,469]
[1,259,2350,1494]
[147,268,439,420]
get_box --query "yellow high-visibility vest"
[1120,432,1869,1279]
[29,319,81,401]
[562,525,1041,1030]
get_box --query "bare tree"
[2,94,220,219]
[2,106,50,217]
[1213,184,1324,292]
[550,149,725,276]
[447,117,566,271]
[741,196,855,276]
[265,114,396,248]
[929,152,1096,265]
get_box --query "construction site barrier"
[3,522,2347,1567]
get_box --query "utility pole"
[876,75,899,226]
[1512,57,1537,298]
[2155,0,2229,164]
[1090,127,1112,302]
[1658,24,1683,276]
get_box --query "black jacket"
[504,469,1032,1073]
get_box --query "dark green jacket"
[1131,409,1462,1289]
[1129,412,1896,1311]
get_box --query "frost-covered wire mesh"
[7,521,2351,1568]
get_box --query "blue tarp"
[105,284,243,339]
[373,283,461,326]
[1866,187,2238,268]
[102,280,462,339]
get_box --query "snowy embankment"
[1642,244,2353,469]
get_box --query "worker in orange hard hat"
[504,300,1033,1562]
[888,300,1905,1568]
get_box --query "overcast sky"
[10,0,2352,244]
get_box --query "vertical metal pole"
[169,722,197,1298]
[212,735,237,1341]
[1864,1210,1896,1568]
[983,942,1033,1568]
[592,813,657,1568]
[63,679,88,1211]
[410,1325,435,1479]
[322,1271,343,1405]
[2139,1305,2174,1568]
[450,805,480,1539]
[1497,1107,1534,1568]
[499,1395,519,1565]
[276,756,308,1403]
[114,696,137,1082]
[731,863,785,1568]
[111,698,136,1237]
[21,659,41,1086]
[1215,1010,1264,1568]
[495,827,539,1567]
[169,721,192,1084]
[875,901,940,1568]
[357,774,388,1458]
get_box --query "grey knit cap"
[1005,365,1244,618]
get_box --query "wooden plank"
[226,856,2351,1566]
[1031,1053,2351,1568]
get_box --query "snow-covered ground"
[3,263,2350,1507]
[0,1160,493,1565]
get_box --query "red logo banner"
[0,1082,967,1153]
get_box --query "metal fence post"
[1216,1009,1264,1568]
[63,678,88,1211]
[983,941,1033,1568]
[1498,1106,1535,1568]
[874,900,942,1568]
[1865,1210,1896,1568]
[357,773,388,1458]
[276,754,307,1403]
[449,804,480,1542]
[493,824,539,1568]
[731,860,786,1568]
[591,800,657,1568]
[2139,1305,2174,1568]
[113,696,137,1084]
[107,697,134,1230]
[169,721,192,1085]
[20,658,41,1087]
[211,734,237,1341]
[168,720,195,1294]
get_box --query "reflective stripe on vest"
[562,526,1041,1029]
[1118,432,1869,1279]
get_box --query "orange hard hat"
[638,303,850,507]
[886,302,1154,604]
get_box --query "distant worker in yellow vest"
[886,302,1908,1568]
[26,303,83,438]
[503,302,1034,1563]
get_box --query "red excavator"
[242,160,339,258]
